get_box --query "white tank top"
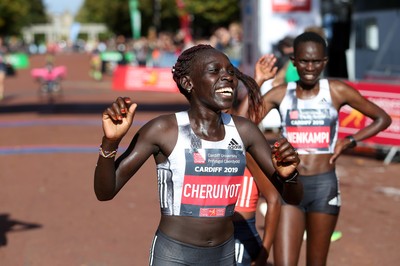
[279,79,338,154]
[156,111,246,217]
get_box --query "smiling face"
[189,49,238,111]
[292,41,327,87]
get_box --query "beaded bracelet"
[99,146,117,159]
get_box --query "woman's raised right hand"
[102,97,137,140]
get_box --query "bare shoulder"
[146,113,177,129]
[328,79,360,106]
[231,114,251,124]
[231,115,262,145]
[268,83,288,96]
[264,83,288,105]
[139,113,178,141]
[328,79,353,92]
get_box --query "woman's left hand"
[271,138,300,178]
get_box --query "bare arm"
[94,97,166,201]
[329,80,392,163]
[235,116,303,204]
[246,153,281,264]
[271,61,289,87]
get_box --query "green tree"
[186,1,240,23]
[0,0,48,36]
[76,0,240,38]
[0,0,29,36]
[29,0,49,24]
[75,0,109,24]
[185,0,240,31]
[76,0,131,36]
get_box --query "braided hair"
[172,44,264,122]
[233,66,265,123]
[172,44,211,99]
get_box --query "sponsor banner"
[6,53,29,69]
[339,81,400,146]
[272,0,311,12]
[101,51,134,62]
[112,65,179,92]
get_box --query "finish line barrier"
[112,65,179,93]
[339,81,400,163]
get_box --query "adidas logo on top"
[319,98,328,105]
[228,138,242,150]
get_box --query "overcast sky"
[43,0,83,15]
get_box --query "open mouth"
[216,87,233,96]
[303,74,316,80]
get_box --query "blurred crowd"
[0,21,305,92]
[0,22,244,73]
[88,22,245,72]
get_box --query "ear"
[323,56,329,66]
[180,76,193,91]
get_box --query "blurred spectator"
[210,23,243,68]
[90,48,102,81]
[0,37,6,100]
[133,37,151,66]
[226,22,243,68]
[116,35,128,66]
[272,36,299,87]
[152,32,179,68]
[210,27,232,57]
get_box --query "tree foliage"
[0,0,48,36]
[185,0,240,24]
[76,0,240,38]
[76,0,133,37]
[185,0,241,36]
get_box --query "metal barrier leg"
[384,147,399,165]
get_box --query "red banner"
[272,0,311,12]
[338,81,400,146]
[112,65,179,93]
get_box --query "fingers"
[265,54,277,65]
[329,150,342,164]
[272,138,299,165]
[103,97,134,121]
[329,154,336,164]
[258,54,277,75]
[126,102,138,121]
[257,54,275,65]
[258,54,269,65]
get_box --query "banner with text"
[112,66,179,93]
[339,81,400,146]
[272,0,311,12]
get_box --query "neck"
[187,109,224,140]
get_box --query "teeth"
[216,87,233,93]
